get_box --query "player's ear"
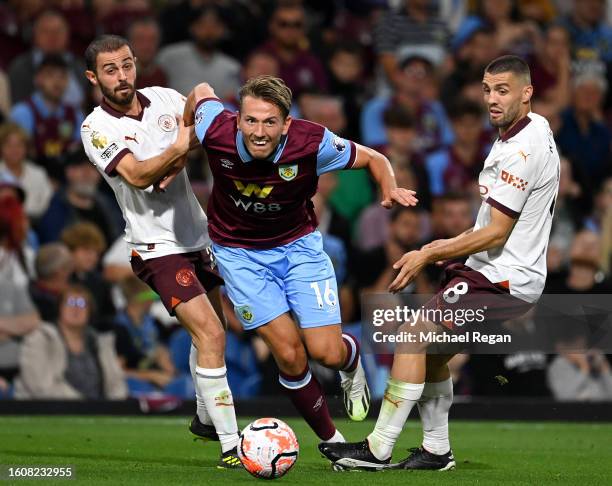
[522,84,533,104]
[282,115,292,135]
[85,70,98,86]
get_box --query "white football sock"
[194,365,239,453]
[189,344,212,426]
[321,429,345,443]
[417,377,453,455]
[367,378,424,461]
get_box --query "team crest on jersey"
[332,136,346,152]
[158,114,176,132]
[278,164,298,181]
[91,131,108,150]
[195,109,203,126]
[175,268,196,287]
[237,305,254,323]
[221,158,234,169]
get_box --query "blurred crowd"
[0,0,611,403]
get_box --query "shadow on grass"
[0,449,207,468]
[456,460,492,470]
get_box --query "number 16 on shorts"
[310,279,338,310]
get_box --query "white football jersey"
[81,87,210,260]
[466,112,560,302]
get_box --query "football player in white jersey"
[320,55,560,471]
[80,35,241,468]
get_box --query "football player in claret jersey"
[320,55,560,471]
[79,35,241,468]
[170,76,418,445]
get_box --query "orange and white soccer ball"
[238,418,299,479]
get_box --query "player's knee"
[274,344,307,374]
[310,343,344,369]
[191,316,225,350]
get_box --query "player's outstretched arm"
[351,143,418,208]
[115,116,191,189]
[183,82,218,126]
[388,208,515,292]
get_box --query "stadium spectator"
[548,332,612,401]
[93,0,152,39]
[361,52,454,154]
[546,229,611,294]
[36,148,121,245]
[429,193,475,242]
[159,0,265,59]
[256,2,328,97]
[442,26,498,109]
[357,160,422,252]
[528,25,572,111]
[468,314,551,398]
[0,68,10,120]
[0,1,32,69]
[112,276,190,398]
[60,222,116,330]
[560,0,612,63]
[300,92,374,223]
[128,18,168,90]
[584,177,612,234]
[0,193,40,384]
[517,0,558,25]
[417,192,476,290]
[157,6,241,100]
[352,206,424,295]
[10,54,84,180]
[377,105,432,212]
[0,123,53,221]
[312,172,353,262]
[326,42,367,142]
[557,70,611,181]
[14,284,128,400]
[29,243,74,323]
[547,157,585,273]
[8,10,87,108]
[101,236,132,285]
[454,0,541,57]
[223,51,282,112]
[426,100,491,197]
[242,50,280,81]
[373,0,449,87]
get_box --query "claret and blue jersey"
[194,97,357,249]
[193,97,355,329]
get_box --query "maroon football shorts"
[130,249,224,315]
[423,263,533,333]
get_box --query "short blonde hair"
[239,75,292,118]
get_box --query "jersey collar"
[235,130,288,164]
[101,90,151,121]
[499,114,532,142]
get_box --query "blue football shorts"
[211,231,341,330]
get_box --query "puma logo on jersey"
[501,170,528,191]
[124,133,139,144]
[233,180,274,198]
[518,150,529,162]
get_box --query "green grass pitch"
[1,416,611,485]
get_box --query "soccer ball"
[238,418,299,479]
